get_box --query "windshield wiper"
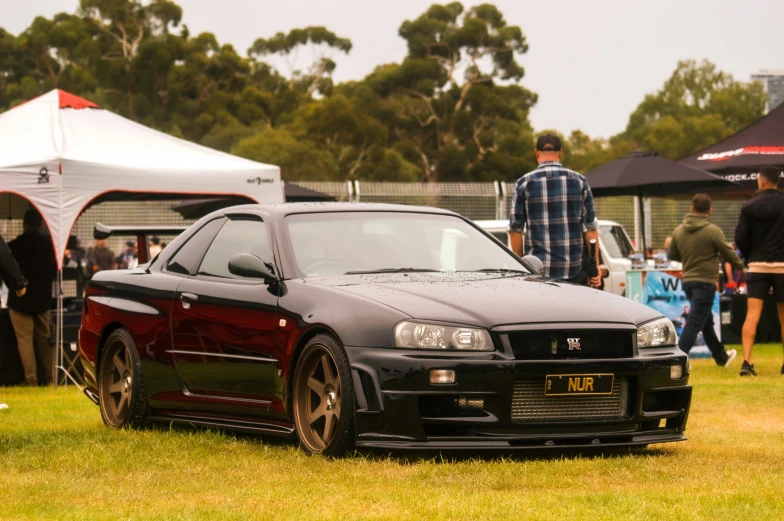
[460,268,530,273]
[344,268,443,275]
[458,268,531,274]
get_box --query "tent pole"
[639,188,648,259]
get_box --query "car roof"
[218,202,459,218]
[474,219,621,229]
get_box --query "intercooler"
[511,377,630,421]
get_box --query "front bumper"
[345,346,691,450]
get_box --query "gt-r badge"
[567,338,581,350]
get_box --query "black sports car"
[79,203,691,456]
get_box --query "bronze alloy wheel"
[293,336,354,455]
[98,329,147,428]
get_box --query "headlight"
[394,321,493,351]
[637,317,677,348]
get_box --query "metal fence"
[502,182,745,251]
[356,182,500,221]
[0,183,749,265]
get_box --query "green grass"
[1,345,784,521]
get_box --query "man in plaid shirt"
[508,134,601,285]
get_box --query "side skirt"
[146,413,296,438]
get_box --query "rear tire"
[98,328,148,428]
[292,334,355,456]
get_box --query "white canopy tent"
[0,89,282,386]
[0,89,283,268]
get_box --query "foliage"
[0,2,768,182]
[621,59,767,160]
[249,26,352,98]
[0,0,541,182]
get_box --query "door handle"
[180,293,198,309]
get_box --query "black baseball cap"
[536,134,562,152]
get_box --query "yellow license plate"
[545,374,614,396]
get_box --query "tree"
[232,127,339,181]
[79,0,183,118]
[622,59,766,159]
[249,26,352,99]
[368,2,536,181]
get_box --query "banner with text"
[626,270,718,356]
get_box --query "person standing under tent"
[86,239,115,276]
[734,166,784,376]
[116,241,138,270]
[7,210,56,386]
[508,134,601,287]
[0,233,27,303]
[148,236,162,258]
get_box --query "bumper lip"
[356,432,687,450]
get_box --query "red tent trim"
[57,90,100,110]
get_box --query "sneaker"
[739,360,757,377]
[720,349,737,367]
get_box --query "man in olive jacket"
[668,194,744,366]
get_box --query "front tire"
[98,328,148,428]
[292,334,355,456]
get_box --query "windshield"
[599,225,634,259]
[286,212,528,277]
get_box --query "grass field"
[1,344,783,521]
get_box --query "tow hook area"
[83,388,100,405]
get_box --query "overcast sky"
[5,0,783,138]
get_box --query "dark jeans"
[679,281,728,365]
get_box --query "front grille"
[506,331,632,360]
[511,378,629,421]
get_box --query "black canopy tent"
[586,151,736,256]
[680,102,784,188]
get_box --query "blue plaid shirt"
[509,161,598,280]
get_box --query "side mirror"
[228,253,277,282]
[521,254,544,276]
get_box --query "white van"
[474,219,680,295]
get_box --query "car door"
[170,215,280,405]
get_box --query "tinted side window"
[166,218,226,275]
[197,218,273,279]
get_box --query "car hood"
[305,272,660,328]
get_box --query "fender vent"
[358,371,380,412]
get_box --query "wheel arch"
[286,324,343,412]
[96,322,127,371]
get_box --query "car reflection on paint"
[79,203,692,456]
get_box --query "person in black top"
[7,210,56,386]
[0,233,27,299]
[734,166,784,376]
